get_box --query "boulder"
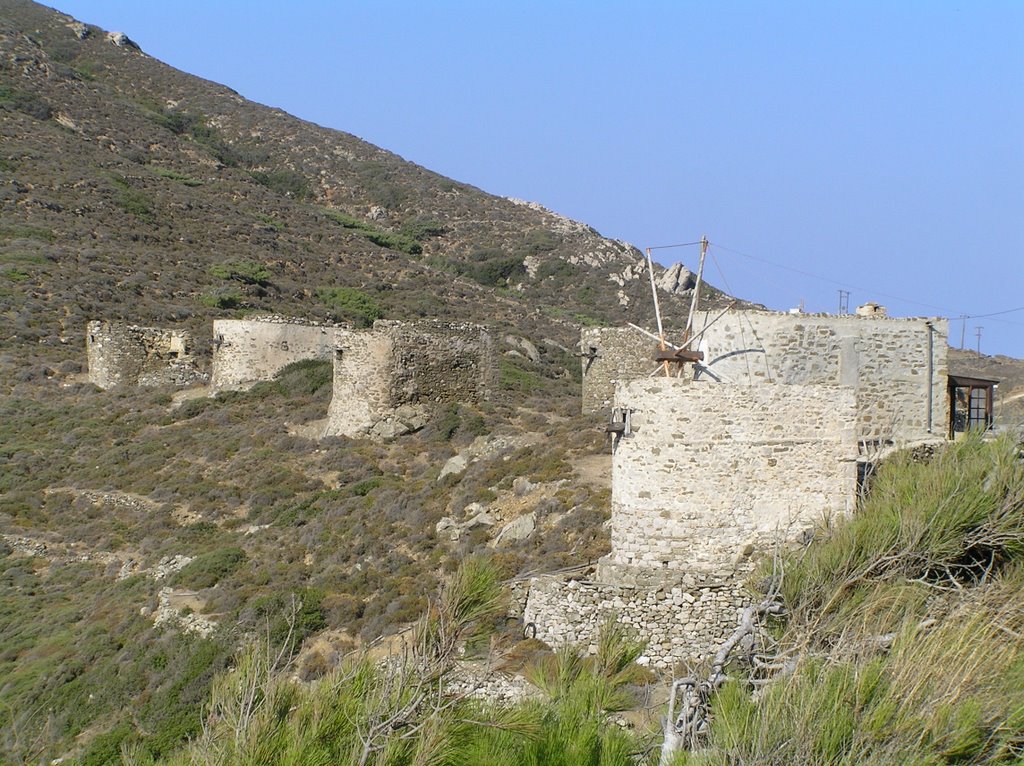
[438,453,469,481]
[504,335,541,363]
[494,513,536,546]
[656,262,696,295]
[512,476,537,496]
[435,517,460,541]
[106,31,140,49]
[465,510,497,530]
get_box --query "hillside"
[0,0,739,385]
[5,3,1022,765]
[0,1,747,762]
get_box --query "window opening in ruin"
[335,348,344,360]
[89,334,95,343]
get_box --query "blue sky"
[52,1,1024,356]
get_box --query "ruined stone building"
[323,320,493,439]
[211,316,347,392]
[207,316,493,437]
[525,308,964,669]
[583,309,950,447]
[86,320,206,389]
[89,316,493,440]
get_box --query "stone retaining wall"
[523,573,752,669]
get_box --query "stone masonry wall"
[694,310,949,446]
[580,326,660,414]
[524,573,751,670]
[86,320,205,389]
[211,316,346,392]
[322,320,492,438]
[384,320,493,407]
[607,379,858,573]
[323,330,394,437]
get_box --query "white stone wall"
[323,330,395,436]
[210,317,346,392]
[693,310,949,445]
[607,379,859,573]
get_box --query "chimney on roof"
[856,302,887,317]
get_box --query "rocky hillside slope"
[0,2,745,762]
[0,0,736,384]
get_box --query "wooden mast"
[683,234,708,345]
[646,247,671,377]
[649,236,707,374]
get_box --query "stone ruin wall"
[524,379,858,668]
[385,321,493,407]
[323,321,493,438]
[606,379,859,572]
[210,316,346,392]
[693,310,949,447]
[580,326,660,414]
[86,320,205,389]
[524,573,750,670]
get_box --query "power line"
[708,241,958,315]
[646,241,703,251]
[707,240,1024,325]
[965,305,1024,320]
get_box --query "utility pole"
[838,290,850,315]
[975,326,984,358]
[960,315,967,349]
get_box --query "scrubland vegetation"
[669,435,1024,765]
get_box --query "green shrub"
[209,260,271,287]
[0,86,52,120]
[360,228,422,255]
[317,286,383,327]
[274,359,332,397]
[0,224,54,242]
[172,547,247,589]
[524,228,559,254]
[537,258,578,280]
[198,290,243,309]
[110,177,154,222]
[152,167,202,187]
[321,209,421,254]
[322,209,363,229]
[400,216,446,241]
[499,357,542,393]
[73,61,102,81]
[249,169,311,200]
[470,251,526,287]
[350,477,385,496]
[775,434,1024,634]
